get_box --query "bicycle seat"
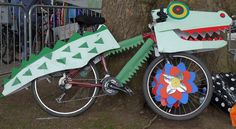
[75,15,106,27]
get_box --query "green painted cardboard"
[1,25,120,97]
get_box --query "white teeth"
[200,32,207,37]
[208,31,214,36]
[216,30,220,35]
[175,30,190,39]
[191,32,198,38]
[181,32,190,39]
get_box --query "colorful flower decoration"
[151,62,198,108]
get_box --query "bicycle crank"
[102,76,134,96]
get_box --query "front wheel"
[143,53,213,120]
[32,63,100,117]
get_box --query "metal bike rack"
[0,2,27,76]
[0,3,101,76]
[28,5,101,55]
[228,20,236,60]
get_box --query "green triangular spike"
[12,77,21,86]
[72,53,82,59]
[3,78,10,85]
[88,47,98,54]
[45,53,53,60]
[39,47,52,57]
[11,68,20,78]
[56,57,66,64]
[95,38,104,44]
[21,60,28,68]
[68,33,82,43]
[83,31,94,36]
[53,40,66,50]
[38,63,48,70]
[23,69,32,76]
[0,93,4,98]
[62,46,71,52]
[79,42,89,48]
[28,54,37,64]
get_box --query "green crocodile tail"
[116,39,154,84]
[1,25,120,97]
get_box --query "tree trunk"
[101,0,236,109]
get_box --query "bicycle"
[0,2,233,120]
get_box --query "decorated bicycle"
[0,2,232,120]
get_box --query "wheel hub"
[58,73,72,90]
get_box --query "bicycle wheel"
[32,63,100,117]
[143,53,213,120]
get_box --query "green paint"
[23,69,32,76]
[45,53,53,60]
[21,60,28,68]
[38,63,48,70]
[2,25,121,96]
[167,1,190,20]
[38,47,53,57]
[95,38,104,44]
[62,46,71,52]
[83,31,94,36]
[0,93,4,98]
[3,78,10,85]
[53,40,66,51]
[88,47,98,54]
[68,33,82,43]
[79,42,89,48]
[105,35,144,56]
[116,39,154,84]
[72,53,82,59]
[57,57,66,64]
[11,68,20,79]
[12,78,21,86]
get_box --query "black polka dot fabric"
[211,73,236,113]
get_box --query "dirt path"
[0,89,234,129]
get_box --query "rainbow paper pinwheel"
[152,62,198,108]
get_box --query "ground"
[0,87,234,129]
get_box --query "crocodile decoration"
[151,1,232,53]
[0,25,120,97]
[0,1,233,100]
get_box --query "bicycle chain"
[60,93,108,103]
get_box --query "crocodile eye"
[167,1,190,20]
[220,13,225,18]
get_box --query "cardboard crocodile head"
[151,2,232,53]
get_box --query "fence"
[0,2,101,76]
[0,2,27,75]
[28,5,101,55]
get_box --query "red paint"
[68,81,102,88]
[173,101,179,108]
[142,32,157,42]
[68,70,79,78]
[220,13,225,18]
[183,26,229,34]
[176,7,181,12]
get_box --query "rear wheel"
[143,53,213,120]
[32,63,100,117]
